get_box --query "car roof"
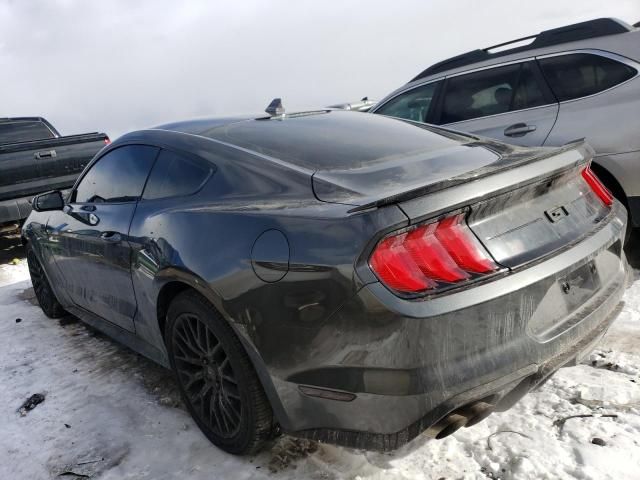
[412,18,634,81]
[382,18,638,102]
[152,110,473,171]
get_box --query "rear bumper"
[267,203,629,450]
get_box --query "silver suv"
[370,18,640,234]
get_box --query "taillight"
[369,212,499,294]
[104,137,111,145]
[581,165,613,207]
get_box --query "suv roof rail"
[410,17,634,82]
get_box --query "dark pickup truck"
[0,117,109,227]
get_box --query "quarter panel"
[544,76,640,154]
[127,176,408,431]
[592,150,640,199]
[128,197,409,365]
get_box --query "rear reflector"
[582,166,613,207]
[298,386,356,402]
[370,212,498,294]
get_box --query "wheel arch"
[154,273,292,431]
[590,161,628,208]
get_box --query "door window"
[142,149,212,200]
[538,53,637,102]
[439,62,548,124]
[374,82,439,122]
[73,145,158,203]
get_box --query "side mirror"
[32,191,64,212]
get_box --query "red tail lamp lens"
[104,137,111,145]
[370,235,436,292]
[582,166,613,207]
[434,214,498,273]
[403,223,470,282]
[369,213,498,294]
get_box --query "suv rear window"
[0,120,55,144]
[538,53,637,102]
[439,62,548,124]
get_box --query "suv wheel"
[166,290,274,455]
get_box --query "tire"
[166,290,274,455]
[26,245,66,319]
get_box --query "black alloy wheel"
[173,312,243,438]
[166,290,274,454]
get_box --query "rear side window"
[439,62,548,124]
[143,149,212,200]
[74,145,158,203]
[538,53,637,102]
[374,82,439,123]
[0,120,54,144]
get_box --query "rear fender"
[153,268,293,430]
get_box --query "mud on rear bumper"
[293,298,624,451]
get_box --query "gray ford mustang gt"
[22,107,629,454]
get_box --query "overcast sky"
[1,0,638,139]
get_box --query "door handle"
[100,231,121,243]
[504,123,537,137]
[34,150,57,159]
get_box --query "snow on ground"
[1,235,639,480]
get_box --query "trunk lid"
[393,141,611,269]
[318,137,609,270]
[466,163,610,268]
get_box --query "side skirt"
[66,305,170,368]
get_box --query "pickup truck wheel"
[26,246,66,319]
[166,290,274,455]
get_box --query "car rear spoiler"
[347,139,591,214]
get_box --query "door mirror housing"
[32,191,64,212]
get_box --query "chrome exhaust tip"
[427,413,468,439]
[427,401,495,439]
[461,401,494,428]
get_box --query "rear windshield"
[198,111,465,170]
[0,120,55,144]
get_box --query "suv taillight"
[581,165,613,207]
[369,212,499,294]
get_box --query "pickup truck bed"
[0,117,108,226]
